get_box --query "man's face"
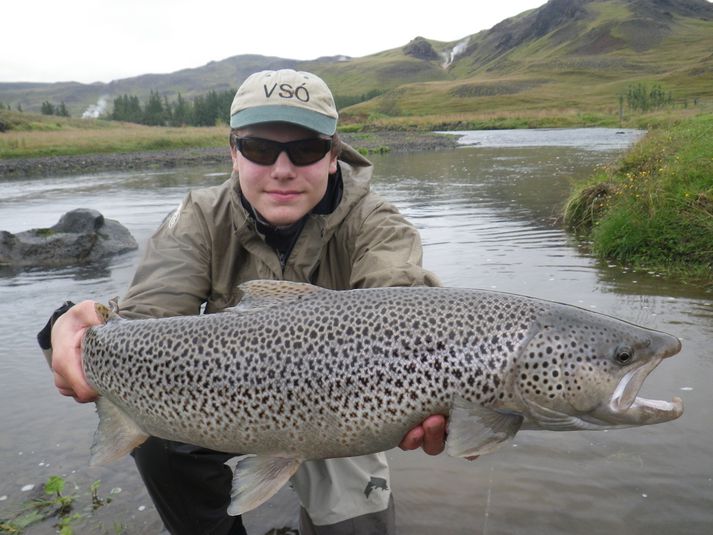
[232,123,338,227]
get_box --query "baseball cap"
[230,69,338,135]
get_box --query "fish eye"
[615,346,634,365]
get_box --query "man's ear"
[329,153,338,174]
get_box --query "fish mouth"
[596,337,683,426]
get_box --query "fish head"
[514,303,683,430]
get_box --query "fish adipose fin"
[230,280,328,313]
[90,397,149,465]
[446,396,523,458]
[226,455,302,515]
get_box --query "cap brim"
[230,105,337,135]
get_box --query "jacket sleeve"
[348,195,441,289]
[118,193,213,319]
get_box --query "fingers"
[399,425,425,451]
[421,415,447,455]
[399,414,447,455]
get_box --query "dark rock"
[403,37,440,61]
[0,208,138,267]
[54,208,105,233]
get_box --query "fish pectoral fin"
[522,398,596,430]
[229,280,328,313]
[446,397,523,458]
[90,397,149,466]
[226,455,302,516]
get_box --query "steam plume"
[82,96,110,119]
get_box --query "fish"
[81,280,683,515]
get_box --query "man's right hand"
[51,300,102,403]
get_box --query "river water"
[0,128,711,534]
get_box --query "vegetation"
[0,109,227,158]
[41,101,70,117]
[564,113,713,278]
[111,89,235,127]
[0,475,123,534]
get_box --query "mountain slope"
[1,0,712,121]
[341,0,713,121]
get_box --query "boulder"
[0,208,138,267]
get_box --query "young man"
[44,69,447,534]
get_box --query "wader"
[133,438,394,534]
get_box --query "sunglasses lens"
[237,138,281,165]
[237,137,332,166]
[288,139,332,165]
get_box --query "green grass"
[0,110,227,158]
[564,113,713,278]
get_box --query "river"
[0,128,710,534]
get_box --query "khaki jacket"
[116,144,440,526]
[119,144,439,318]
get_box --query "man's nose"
[270,150,297,178]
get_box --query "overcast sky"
[1,1,550,84]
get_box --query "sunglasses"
[234,136,332,166]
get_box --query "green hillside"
[336,0,713,125]
[1,0,712,124]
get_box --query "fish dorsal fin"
[226,455,302,515]
[90,397,149,466]
[446,396,523,458]
[94,302,121,324]
[230,280,327,313]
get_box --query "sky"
[1,0,550,84]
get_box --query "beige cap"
[230,69,338,135]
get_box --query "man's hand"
[51,300,102,403]
[399,414,447,455]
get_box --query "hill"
[339,0,713,124]
[1,0,712,124]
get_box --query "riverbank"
[564,113,713,279]
[0,131,458,177]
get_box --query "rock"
[403,37,440,61]
[0,208,138,267]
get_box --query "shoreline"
[0,131,460,178]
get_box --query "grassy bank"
[3,107,707,160]
[564,113,713,278]
[0,110,227,159]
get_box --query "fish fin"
[90,397,149,466]
[229,280,327,313]
[446,396,523,458]
[521,399,596,430]
[94,303,112,324]
[226,455,301,515]
[94,300,122,324]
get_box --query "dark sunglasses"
[234,136,332,166]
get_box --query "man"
[43,69,447,534]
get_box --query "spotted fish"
[82,280,683,515]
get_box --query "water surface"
[0,128,709,534]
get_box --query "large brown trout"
[82,280,683,515]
